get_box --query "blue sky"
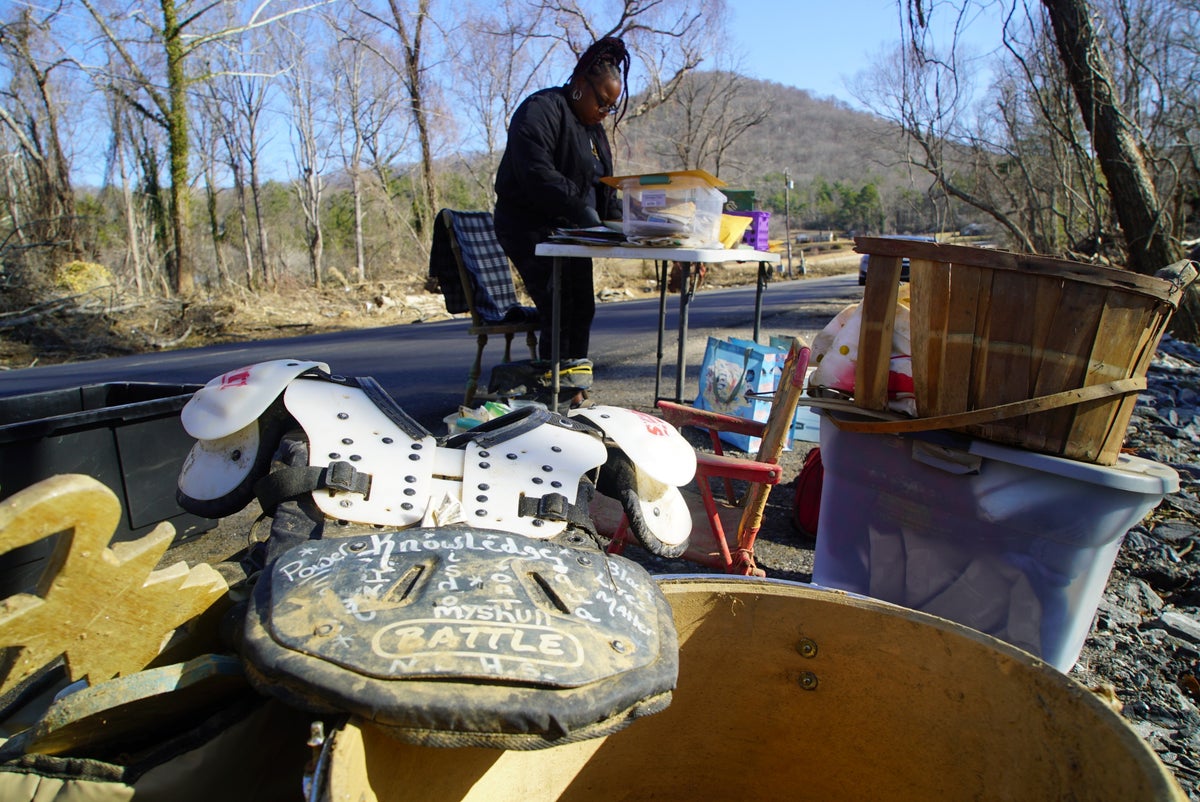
[62,0,1004,185]
[724,0,1004,107]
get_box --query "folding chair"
[607,336,811,576]
[430,209,539,404]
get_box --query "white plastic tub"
[813,415,1178,671]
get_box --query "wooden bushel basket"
[853,237,1196,465]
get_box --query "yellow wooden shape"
[0,474,228,696]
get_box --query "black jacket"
[493,86,620,255]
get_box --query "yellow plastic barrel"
[322,577,1185,801]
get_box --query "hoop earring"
[570,88,582,101]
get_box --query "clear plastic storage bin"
[604,170,727,244]
[812,414,1178,671]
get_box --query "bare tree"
[79,0,327,295]
[849,38,1038,244]
[100,61,173,295]
[200,66,260,289]
[540,0,721,120]
[229,43,276,288]
[648,68,769,176]
[0,5,80,265]
[1039,0,1179,274]
[193,95,233,290]
[328,24,369,282]
[445,0,555,199]
[902,0,1200,336]
[359,71,418,262]
[276,17,330,288]
[327,9,407,281]
[106,109,148,294]
[353,0,441,239]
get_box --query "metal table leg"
[754,260,768,342]
[675,263,695,404]
[551,256,561,404]
[654,259,668,402]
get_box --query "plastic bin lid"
[816,409,1178,495]
[964,436,1179,495]
[600,169,726,189]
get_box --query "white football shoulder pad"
[182,359,330,440]
[569,405,696,487]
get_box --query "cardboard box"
[695,336,790,453]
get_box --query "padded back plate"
[240,526,679,749]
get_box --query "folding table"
[533,243,781,404]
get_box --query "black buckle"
[324,461,370,496]
[517,492,569,521]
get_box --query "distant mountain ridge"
[615,73,913,210]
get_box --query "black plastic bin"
[0,382,216,595]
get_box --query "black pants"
[497,228,595,360]
[515,253,595,360]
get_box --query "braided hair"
[570,37,631,122]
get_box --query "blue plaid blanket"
[429,210,537,324]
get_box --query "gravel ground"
[164,281,1200,798]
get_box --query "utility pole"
[784,170,795,277]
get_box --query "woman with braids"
[493,37,630,401]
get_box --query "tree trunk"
[162,0,193,295]
[413,92,438,236]
[235,177,255,289]
[248,155,272,288]
[385,0,437,236]
[1,167,26,249]
[220,130,256,289]
[42,98,79,257]
[0,8,81,260]
[352,168,365,283]
[1040,0,1194,337]
[309,226,324,288]
[204,176,231,289]
[117,148,145,296]
[130,121,171,290]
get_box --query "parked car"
[858,235,938,286]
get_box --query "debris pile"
[1071,335,1200,798]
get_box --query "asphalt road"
[0,273,860,429]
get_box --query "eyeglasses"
[587,77,620,116]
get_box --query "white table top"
[534,242,780,264]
